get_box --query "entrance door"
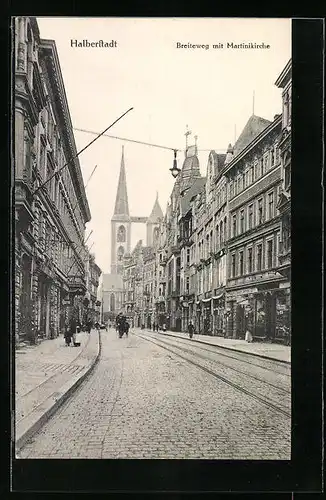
[265,293,276,340]
[236,305,245,339]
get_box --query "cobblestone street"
[19,329,291,459]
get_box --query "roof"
[210,151,227,176]
[102,273,123,291]
[142,245,155,261]
[233,115,271,158]
[181,154,200,174]
[113,146,130,217]
[275,59,292,88]
[180,177,207,217]
[147,192,163,223]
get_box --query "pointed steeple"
[147,192,163,223]
[113,146,129,217]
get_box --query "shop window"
[247,248,253,273]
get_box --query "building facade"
[119,60,291,344]
[14,17,101,343]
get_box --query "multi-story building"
[275,59,291,342]
[224,112,290,343]
[14,17,93,343]
[84,252,102,324]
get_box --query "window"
[257,198,263,225]
[231,254,236,277]
[268,192,274,220]
[257,244,263,271]
[284,162,291,190]
[254,161,259,179]
[263,154,269,173]
[258,159,263,177]
[248,204,254,229]
[224,216,227,242]
[215,225,219,249]
[186,248,190,265]
[239,251,244,275]
[247,248,253,273]
[220,221,224,244]
[267,240,273,268]
[250,166,254,184]
[240,210,245,233]
[232,214,237,237]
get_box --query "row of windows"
[229,145,280,199]
[230,238,276,278]
[231,190,276,238]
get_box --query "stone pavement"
[136,328,291,364]
[15,329,100,454]
[19,330,291,459]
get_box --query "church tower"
[146,192,163,247]
[111,146,131,274]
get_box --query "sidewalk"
[15,329,101,454]
[135,328,291,364]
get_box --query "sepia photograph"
[13,16,292,461]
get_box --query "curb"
[137,329,291,366]
[15,330,102,454]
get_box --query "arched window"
[153,227,159,243]
[117,246,124,262]
[110,293,115,312]
[117,225,126,242]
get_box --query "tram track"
[144,333,290,393]
[153,333,291,377]
[135,331,291,419]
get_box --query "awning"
[202,297,212,303]
[212,292,224,300]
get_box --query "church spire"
[113,145,129,217]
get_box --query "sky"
[36,17,291,275]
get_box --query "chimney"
[225,143,234,164]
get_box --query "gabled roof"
[233,115,271,158]
[210,151,227,176]
[113,146,129,217]
[180,177,207,217]
[147,192,163,223]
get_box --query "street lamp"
[170,149,181,178]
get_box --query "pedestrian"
[125,321,130,337]
[69,315,77,347]
[188,321,194,340]
[156,323,159,332]
[162,323,166,332]
[64,322,72,346]
[245,330,253,343]
[87,319,92,334]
